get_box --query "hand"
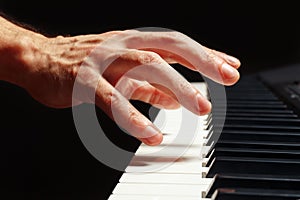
[7,29,240,146]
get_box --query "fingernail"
[143,125,161,138]
[144,134,163,146]
[221,63,238,80]
[196,93,212,115]
[226,55,240,65]
[143,127,163,145]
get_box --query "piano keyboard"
[108,76,300,200]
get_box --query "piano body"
[1,63,300,200]
[0,1,299,199]
[108,63,300,200]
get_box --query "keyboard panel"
[205,76,300,199]
[108,75,300,200]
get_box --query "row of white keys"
[109,83,214,200]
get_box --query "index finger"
[121,29,240,86]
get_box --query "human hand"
[12,29,240,146]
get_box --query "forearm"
[0,16,46,86]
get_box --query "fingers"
[122,30,240,86]
[114,50,211,116]
[127,79,180,109]
[80,30,242,146]
[94,49,211,146]
[202,47,241,69]
[114,77,180,109]
[95,76,163,146]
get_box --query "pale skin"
[0,16,240,146]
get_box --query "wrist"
[0,17,48,88]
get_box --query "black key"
[211,188,300,200]
[213,147,300,159]
[206,174,300,198]
[219,96,279,101]
[220,117,300,126]
[216,109,294,114]
[214,104,288,109]
[218,130,300,143]
[226,93,276,97]
[221,129,300,136]
[206,157,300,178]
[220,124,300,131]
[220,100,285,105]
[206,129,300,147]
[226,89,273,93]
[214,112,298,119]
[216,140,300,150]
[206,148,300,166]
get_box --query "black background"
[0,1,300,199]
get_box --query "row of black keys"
[203,77,300,200]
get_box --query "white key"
[153,108,182,134]
[154,108,207,136]
[112,183,209,197]
[126,157,210,173]
[108,194,211,200]
[193,82,208,96]
[135,146,209,157]
[120,173,213,185]
[108,82,213,200]
[160,135,207,146]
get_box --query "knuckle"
[118,78,141,98]
[106,89,115,107]
[128,109,144,127]
[207,49,217,60]
[97,88,114,112]
[161,32,180,43]
[206,49,224,66]
[149,89,161,105]
[164,31,184,40]
[137,51,161,65]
